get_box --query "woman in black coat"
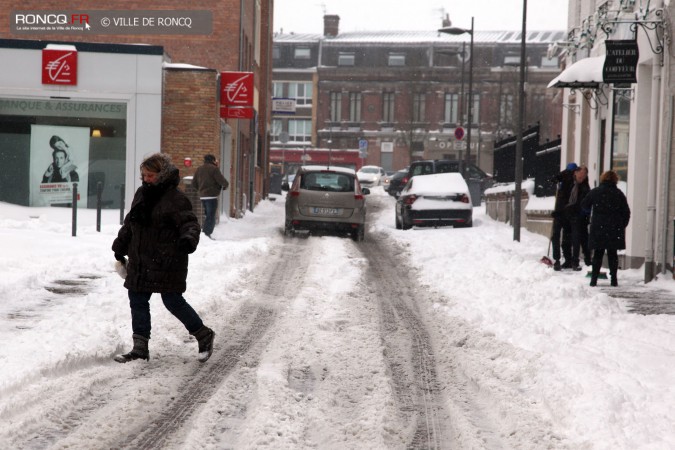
[580,170,631,287]
[112,153,215,363]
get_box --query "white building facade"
[551,0,674,281]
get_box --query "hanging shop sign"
[42,48,78,85]
[603,40,639,84]
[220,71,254,107]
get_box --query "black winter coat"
[552,169,575,216]
[112,169,201,293]
[580,181,631,250]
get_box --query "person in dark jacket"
[191,154,229,239]
[112,153,215,363]
[581,170,631,287]
[565,165,591,271]
[550,162,578,271]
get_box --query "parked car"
[356,165,386,187]
[406,160,494,201]
[386,168,409,198]
[283,165,370,241]
[395,172,473,229]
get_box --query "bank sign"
[42,49,77,85]
[603,40,639,84]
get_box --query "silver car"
[283,165,370,241]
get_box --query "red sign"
[42,49,77,85]
[220,71,254,107]
[454,126,465,141]
[220,106,254,119]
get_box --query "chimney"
[442,14,451,28]
[324,15,340,37]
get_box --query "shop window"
[0,98,127,209]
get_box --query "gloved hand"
[178,237,194,254]
[114,253,127,265]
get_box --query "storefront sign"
[220,72,254,107]
[272,98,296,114]
[0,98,126,119]
[603,40,639,84]
[42,49,77,85]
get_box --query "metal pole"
[513,0,527,242]
[465,17,474,170]
[96,181,102,232]
[71,182,78,237]
[119,183,125,225]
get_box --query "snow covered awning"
[547,55,605,89]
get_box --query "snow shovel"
[540,224,554,267]
[541,238,554,266]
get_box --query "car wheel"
[284,219,294,236]
[352,225,365,242]
[401,212,412,230]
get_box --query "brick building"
[272,15,564,175]
[0,1,273,217]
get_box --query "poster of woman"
[30,125,89,207]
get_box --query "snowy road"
[0,193,572,449]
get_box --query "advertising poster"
[30,124,89,207]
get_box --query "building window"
[444,93,458,124]
[294,48,311,59]
[288,119,312,142]
[470,93,480,125]
[330,92,342,122]
[413,93,426,122]
[288,82,313,105]
[272,82,284,98]
[388,53,405,66]
[541,56,559,68]
[349,92,362,122]
[273,46,280,59]
[271,119,282,140]
[383,92,395,122]
[500,94,514,126]
[338,52,355,66]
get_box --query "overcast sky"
[273,0,568,34]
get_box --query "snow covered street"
[1,188,675,449]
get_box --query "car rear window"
[436,162,460,173]
[411,163,433,176]
[300,172,354,192]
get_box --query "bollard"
[96,181,103,232]
[119,183,125,225]
[71,182,78,237]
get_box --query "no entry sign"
[454,126,465,141]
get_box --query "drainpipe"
[660,95,673,274]
[644,56,661,282]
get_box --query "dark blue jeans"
[128,291,204,338]
[201,198,218,236]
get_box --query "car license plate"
[312,207,340,215]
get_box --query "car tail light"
[401,176,409,185]
[403,194,417,205]
[459,194,470,203]
[354,194,364,200]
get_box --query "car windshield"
[359,167,379,174]
[300,172,354,192]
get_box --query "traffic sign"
[358,139,368,158]
[454,127,465,141]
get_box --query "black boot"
[610,275,618,287]
[191,326,215,363]
[114,334,149,363]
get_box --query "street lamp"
[439,17,474,171]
